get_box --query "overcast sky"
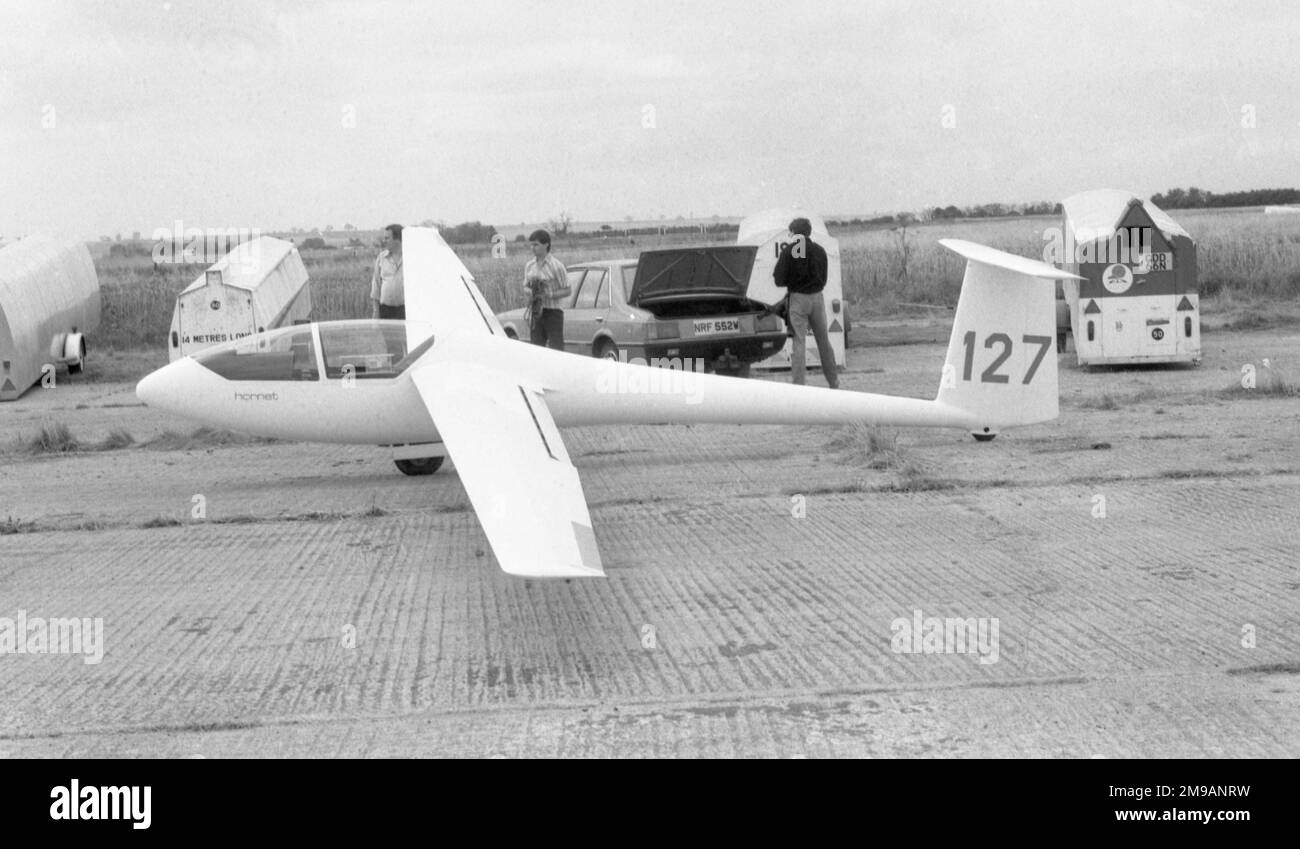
[1,0,1297,239]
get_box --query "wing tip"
[498,522,605,578]
[501,563,606,579]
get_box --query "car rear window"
[621,265,636,302]
[575,270,606,309]
[565,270,586,307]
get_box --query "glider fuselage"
[135,318,984,447]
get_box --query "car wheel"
[394,456,444,476]
[595,340,620,361]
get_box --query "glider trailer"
[0,235,100,401]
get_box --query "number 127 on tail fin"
[961,332,1053,384]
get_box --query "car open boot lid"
[628,245,758,305]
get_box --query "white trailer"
[737,208,847,371]
[0,235,101,401]
[169,236,311,361]
[1060,190,1200,367]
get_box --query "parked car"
[496,246,788,376]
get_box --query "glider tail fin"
[933,239,1080,437]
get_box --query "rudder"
[935,239,1080,438]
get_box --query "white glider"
[136,229,1078,579]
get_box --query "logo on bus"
[1102,264,1133,294]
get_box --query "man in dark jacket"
[773,217,838,388]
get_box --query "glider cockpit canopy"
[192,319,436,382]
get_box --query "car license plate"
[692,318,740,335]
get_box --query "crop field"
[91,207,1300,350]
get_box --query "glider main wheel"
[596,340,620,362]
[972,432,997,442]
[395,456,444,476]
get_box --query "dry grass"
[1,515,40,535]
[140,516,183,528]
[14,424,275,456]
[28,422,81,454]
[96,429,136,450]
[1077,393,1119,411]
[142,426,277,451]
[840,209,1300,315]
[92,208,1300,350]
[91,231,712,349]
[1219,362,1299,398]
[825,423,933,489]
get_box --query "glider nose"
[136,359,184,409]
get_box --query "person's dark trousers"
[530,308,565,350]
[378,303,405,320]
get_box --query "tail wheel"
[395,456,444,476]
[67,339,86,375]
[596,340,620,361]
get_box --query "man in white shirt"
[370,224,404,319]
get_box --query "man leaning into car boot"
[773,217,838,388]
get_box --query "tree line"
[1150,186,1300,209]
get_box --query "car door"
[605,262,643,351]
[591,267,614,347]
[568,267,608,355]
[560,268,593,354]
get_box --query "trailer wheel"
[395,456,443,476]
[66,339,87,374]
[715,364,751,379]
